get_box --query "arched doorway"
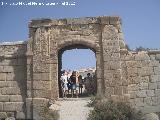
[26,16,123,119]
[58,44,97,98]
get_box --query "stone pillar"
[101,17,122,98]
[26,27,52,119]
[96,52,104,95]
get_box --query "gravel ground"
[50,98,92,120]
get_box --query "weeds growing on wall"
[87,95,142,120]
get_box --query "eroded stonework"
[0,16,160,119]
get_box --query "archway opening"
[58,44,97,98]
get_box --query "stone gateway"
[0,16,160,119]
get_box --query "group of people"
[60,70,96,98]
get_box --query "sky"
[0,0,160,70]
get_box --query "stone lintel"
[28,16,121,28]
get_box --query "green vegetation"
[38,106,59,120]
[87,95,142,120]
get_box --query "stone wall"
[0,16,160,119]
[0,42,27,119]
[121,50,160,113]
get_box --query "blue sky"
[0,0,160,70]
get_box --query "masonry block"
[9,95,23,102]
[146,90,155,97]
[16,111,26,119]
[0,95,9,102]
[3,102,24,111]
[149,83,157,90]
[136,90,147,98]
[0,102,3,111]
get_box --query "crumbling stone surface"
[141,113,159,120]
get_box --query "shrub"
[87,99,142,120]
[87,95,103,107]
[38,106,59,120]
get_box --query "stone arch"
[57,39,100,53]
[57,42,97,97]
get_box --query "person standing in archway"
[84,73,92,95]
[60,70,68,98]
[70,71,79,98]
[78,75,83,94]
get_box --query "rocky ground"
[50,98,92,120]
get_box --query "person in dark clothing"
[78,75,83,94]
[70,71,79,98]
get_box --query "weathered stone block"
[33,90,51,98]
[9,95,23,102]
[3,66,14,73]
[7,81,18,87]
[0,102,3,111]
[128,84,138,91]
[27,81,50,90]
[33,73,41,80]
[32,98,49,120]
[144,97,152,106]
[146,90,155,97]
[135,98,144,107]
[109,17,121,25]
[26,98,32,119]
[135,52,150,61]
[100,16,110,25]
[104,61,120,70]
[3,102,24,111]
[127,68,138,77]
[129,91,136,99]
[155,89,160,97]
[0,81,7,88]
[138,67,154,76]
[157,82,160,89]
[114,86,123,95]
[41,72,49,80]
[0,73,6,81]
[126,61,139,68]
[122,86,128,94]
[136,90,147,98]
[0,95,9,102]
[0,66,3,72]
[155,54,160,60]
[150,55,156,60]
[16,111,25,119]
[152,97,159,106]
[128,76,139,84]
[138,82,148,90]
[105,87,114,97]
[123,94,130,102]
[33,73,50,81]
[0,81,18,88]
[150,75,160,83]
[141,76,150,83]
[6,73,15,81]
[124,52,135,61]
[149,61,160,67]
[1,88,21,95]
[110,95,119,102]
[149,83,157,90]
[154,66,160,75]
